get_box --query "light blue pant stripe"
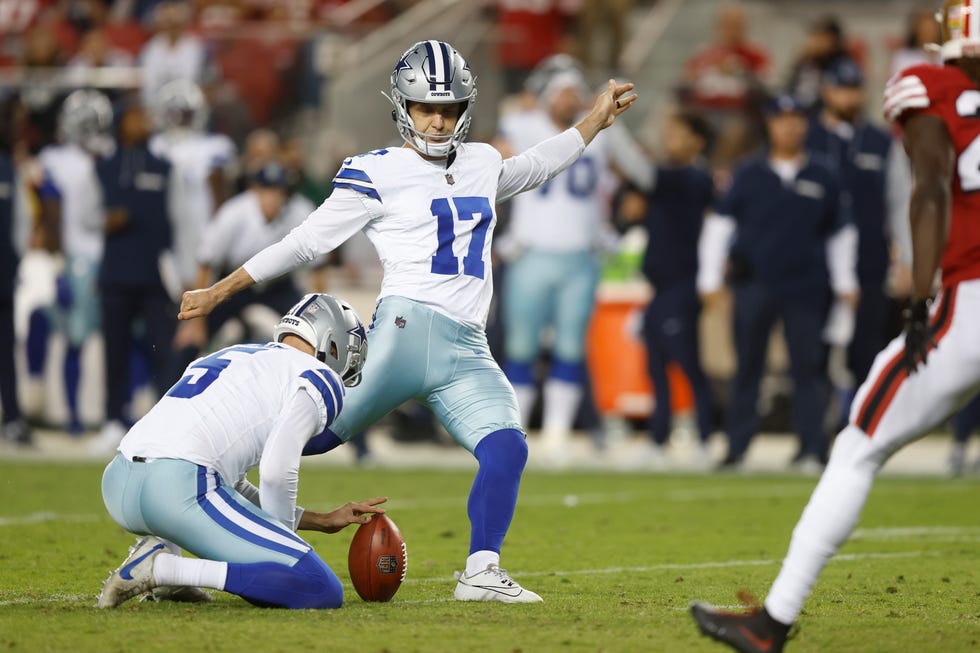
[102,455,308,566]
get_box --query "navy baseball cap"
[823,58,864,88]
[252,161,290,189]
[765,94,805,116]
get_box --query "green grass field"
[0,461,977,652]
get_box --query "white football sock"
[512,383,537,426]
[542,378,582,434]
[465,550,500,577]
[765,427,880,624]
[153,553,228,590]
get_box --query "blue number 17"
[430,196,493,279]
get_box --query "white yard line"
[0,512,100,527]
[0,592,92,606]
[0,550,941,607]
[400,550,931,585]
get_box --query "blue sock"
[468,429,528,554]
[26,309,49,376]
[64,346,82,430]
[302,427,344,456]
[224,551,343,609]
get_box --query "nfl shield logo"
[376,555,397,574]
[445,173,455,185]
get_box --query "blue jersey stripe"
[195,468,307,559]
[335,168,371,183]
[332,181,381,202]
[300,369,343,424]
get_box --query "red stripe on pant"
[854,286,958,437]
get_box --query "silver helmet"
[154,79,208,134]
[524,54,586,97]
[274,293,368,387]
[58,89,113,154]
[386,39,477,157]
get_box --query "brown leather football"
[347,513,407,602]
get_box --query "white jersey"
[119,342,344,527]
[38,143,105,260]
[500,111,616,252]
[244,128,587,329]
[139,34,206,107]
[198,190,306,274]
[150,131,236,286]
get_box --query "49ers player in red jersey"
[688,3,980,652]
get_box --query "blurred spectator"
[622,110,716,469]
[677,1,770,170]
[174,161,303,357]
[806,58,912,429]
[18,19,72,136]
[495,0,578,96]
[235,127,280,193]
[950,394,980,476]
[139,1,207,107]
[0,136,30,445]
[148,79,235,293]
[698,95,858,470]
[65,27,135,91]
[890,8,942,76]
[494,61,652,464]
[65,0,148,56]
[93,101,176,453]
[34,89,113,434]
[784,16,849,115]
[577,0,633,74]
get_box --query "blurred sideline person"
[806,57,913,427]
[691,3,980,650]
[0,138,29,445]
[139,1,206,109]
[622,111,715,469]
[494,58,652,463]
[950,391,980,475]
[148,79,235,296]
[179,40,637,602]
[97,293,382,609]
[173,161,301,359]
[698,94,858,470]
[94,103,178,454]
[34,90,113,434]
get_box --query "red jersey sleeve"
[883,64,949,123]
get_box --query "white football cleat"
[96,536,166,608]
[453,564,543,603]
[141,585,214,603]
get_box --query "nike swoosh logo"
[119,544,165,580]
[736,624,772,651]
[468,583,523,597]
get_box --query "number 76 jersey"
[884,63,980,286]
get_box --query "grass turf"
[0,461,977,652]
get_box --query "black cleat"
[691,601,791,653]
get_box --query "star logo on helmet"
[395,56,412,75]
[348,323,367,344]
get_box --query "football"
[347,513,407,602]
